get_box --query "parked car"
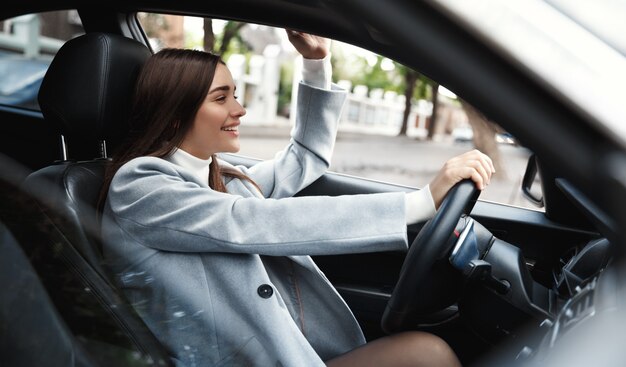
[1,1,625,366]
[452,125,473,143]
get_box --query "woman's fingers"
[485,154,496,174]
[468,166,486,190]
[449,150,494,188]
[467,162,489,189]
[284,29,330,59]
[428,149,494,208]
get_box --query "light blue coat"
[101,82,410,366]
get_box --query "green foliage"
[392,61,434,101]
[329,45,360,86]
[277,62,294,116]
[184,30,204,50]
[331,44,434,102]
[417,75,432,100]
[361,56,398,91]
[219,37,251,61]
[215,21,250,56]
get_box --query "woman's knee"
[392,331,461,366]
[326,331,461,367]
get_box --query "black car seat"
[18,32,173,365]
[25,32,151,278]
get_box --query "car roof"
[432,0,626,149]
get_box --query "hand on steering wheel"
[382,150,494,333]
[383,180,480,333]
[429,149,495,209]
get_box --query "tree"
[218,21,246,55]
[386,62,432,137]
[426,82,439,140]
[398,69,418,136]
[460,100,505,178]
[352,55,398,90]
[202,19,247,55]
[203,18,215,52]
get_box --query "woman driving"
[100,30,494,367]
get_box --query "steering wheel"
[381,179,480,334]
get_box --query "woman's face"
[180,63,246,159]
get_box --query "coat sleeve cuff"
[404,184,437,225]
[301,54,332,90]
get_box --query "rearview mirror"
[522,153,544,207]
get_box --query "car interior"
[1,1,623,366]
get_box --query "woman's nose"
[233,100,246,117]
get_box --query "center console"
[448,215,612,359]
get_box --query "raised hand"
[285,29,330,60]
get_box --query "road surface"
[237,125,537,210]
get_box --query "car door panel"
[0,107,60,172]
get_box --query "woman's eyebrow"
[208,85,236,94]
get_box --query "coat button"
[257,284,273,299]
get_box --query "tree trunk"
[398,70,418,136]
[461,101,505,179]
[426,82,439,140]
[203,18,215,52]
[219,21,246,55]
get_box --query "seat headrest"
[38,32,151,157]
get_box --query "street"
[237,124,537,210]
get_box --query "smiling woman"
[96,26,493,366]
[179,62,245,159]
[99,48,260,197]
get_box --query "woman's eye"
[234,95,239,100]
[215,96,226,102]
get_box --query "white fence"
[0,14,64,58]
[337,81,430,138]
[227,45,282,125]
[288,56,431,137]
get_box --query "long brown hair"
[99,48,260,210]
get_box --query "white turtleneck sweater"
[165,55,436,225]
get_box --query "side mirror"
[522,153,544,207]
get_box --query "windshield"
[430,0,626,148]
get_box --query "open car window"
[0,11,84,110]
[137,13,543,211]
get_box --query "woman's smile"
[221,122,240,136]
